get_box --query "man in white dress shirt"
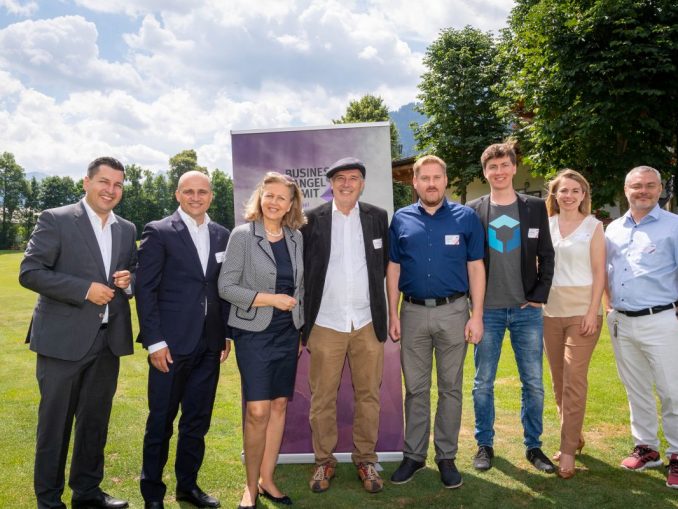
[301,157,389,494]
[135,171,231,509]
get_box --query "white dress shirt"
[148,208,211,354]
[315,200,372,332]
[82,199,117,324]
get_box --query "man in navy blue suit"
[135,171,231,509]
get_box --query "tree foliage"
[500,0,678,205]
[37,176,80,210]
[209,169,235,230]
[168,149,208,191]
[415,26,508,203]
[0,152,27,248]
[334,94,402,159]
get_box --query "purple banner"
[231,123,403,460]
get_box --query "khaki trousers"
[307,323,384,466]
[543,315,601,455]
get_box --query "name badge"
[528,228,540,239]
[445,234,460,246]
[373,238,383,249]
[215,251,225,263]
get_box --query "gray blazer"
[19,201,137,361]
[218,220,304,332]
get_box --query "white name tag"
[215,251,225,263]
[528,228,540,239]
[445,234,460,246]
[373,238,383,249]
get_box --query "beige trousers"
[307,323,384,466]
[543,315,601,455]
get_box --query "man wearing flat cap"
[301,157,389,494]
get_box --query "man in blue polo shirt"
[606,165,678,489]
[387,155,485,489]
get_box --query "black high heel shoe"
[258,485,293,505]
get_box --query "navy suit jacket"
[135,211,231,355]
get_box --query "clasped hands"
[86,270,131,305]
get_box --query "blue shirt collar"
[416,197,449,216]
[623,204,661,226]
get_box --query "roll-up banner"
[231,122,404,463]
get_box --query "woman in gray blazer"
[219,172,305,509]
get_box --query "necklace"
[265,227,283,237]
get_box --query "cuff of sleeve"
[148,341,168,354]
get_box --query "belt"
[403,292,466,307]
[616,301,678,317]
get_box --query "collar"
[177,207,211,228]
[623,204,660,226]
[81,198,117,227]
[332,199,359,216]
[416,197,449,215]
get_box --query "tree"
[168,149,208,191]
[499,0,678,206]
[37,176,80,210]
[415,26,508,203]
[0,152,27,248]
[19,176,40,244]
[334,94,406,210]
[334,94,402,159]
[209,169,235,229]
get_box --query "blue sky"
[0,0,513,177]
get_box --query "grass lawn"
[1,249,676,508]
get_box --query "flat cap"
[325,157,366,179]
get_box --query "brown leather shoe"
[310,464,335,493]
[357,463,383,493]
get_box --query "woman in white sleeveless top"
[543,169,606,479]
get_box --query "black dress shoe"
[71,491,129,509]
[437,459,463,489]
[144,502,164,509]
[390,457,426,484]
[176,487,221,508]
[526,447,556,474]
[258,485,292,505]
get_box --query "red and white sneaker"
[667,454,678,489]
[621,445,663,471]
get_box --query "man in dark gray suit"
[20,157,137,509]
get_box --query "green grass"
[1,249,676,508]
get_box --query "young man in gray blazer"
[20,157,137,509]
[301,157,389,494]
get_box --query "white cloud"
[0,1,515,175]
[0,16,143,92]
[0,0,37,16]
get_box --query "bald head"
[175,171,213,224]
[177,170,211,191]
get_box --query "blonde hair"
[545,168,592,216]
[413,155,446,177]
[243,172,307,229]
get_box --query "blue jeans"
[472,306,545,449]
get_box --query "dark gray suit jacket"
[301,201,389,343]
[19,201,137,361]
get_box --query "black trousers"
[34,327,120,509]
[140,336,221,502]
